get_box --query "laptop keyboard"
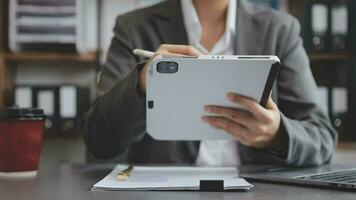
[295,169,356,184]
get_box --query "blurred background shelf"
[5,51,97,63]
[309,53,350,62]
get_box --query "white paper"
[38,90,55,116]
[312,4,328,34]
[15,87,32,108]
[332,5,348,34]
[332,87,347,114]
[318,87,329,114]
[59,86,77,118]
[92,165,253,191]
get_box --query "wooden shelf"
[5,51,97,63]
[337,142,356,150]
[309,53,350,62]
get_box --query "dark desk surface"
[1,163,356,200]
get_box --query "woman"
[84,0,337,166]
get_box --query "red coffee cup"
[0,108,45,178]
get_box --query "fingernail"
[204,106,211,112]
[227,93,235,101]
[210,124,217,129]
[202,116,209,122]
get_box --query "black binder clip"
[199,180,224,192]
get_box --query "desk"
[0,163,355,200]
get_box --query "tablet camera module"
[157,62,178,73]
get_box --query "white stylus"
[133,49,155,58]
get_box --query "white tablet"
[146,55,280,141]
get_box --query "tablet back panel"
[146,56,280,141]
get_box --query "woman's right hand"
[138,44,203,94]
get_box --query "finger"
[155,50,186,57]
[158,44,203,56]
[204,105,260,132]
[209,122,224,130]
[227,93,269,121]
[202,116,253,144]
[206,116,267,147]
[204,105,253,125]
[202,116,264,146]
[202,116,249,137]
[265,95,278,111]
[202,116,245,132]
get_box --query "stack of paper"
[92,165,253,191]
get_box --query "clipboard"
[146,55,280,141]
[92,165,253,191]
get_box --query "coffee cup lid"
[0,107,46,120]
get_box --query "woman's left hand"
[202,93,281,148]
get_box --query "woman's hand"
[202,93,281,149]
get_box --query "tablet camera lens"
[157,62,178,73]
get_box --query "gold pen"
[117,165,134,181]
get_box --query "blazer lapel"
[234,0,268,55]
[152,0,188,45]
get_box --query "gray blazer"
[84,0,338,166]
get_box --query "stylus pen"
[133,46,206,58]
[133,48,155,58]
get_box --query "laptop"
[238,164,356,191]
